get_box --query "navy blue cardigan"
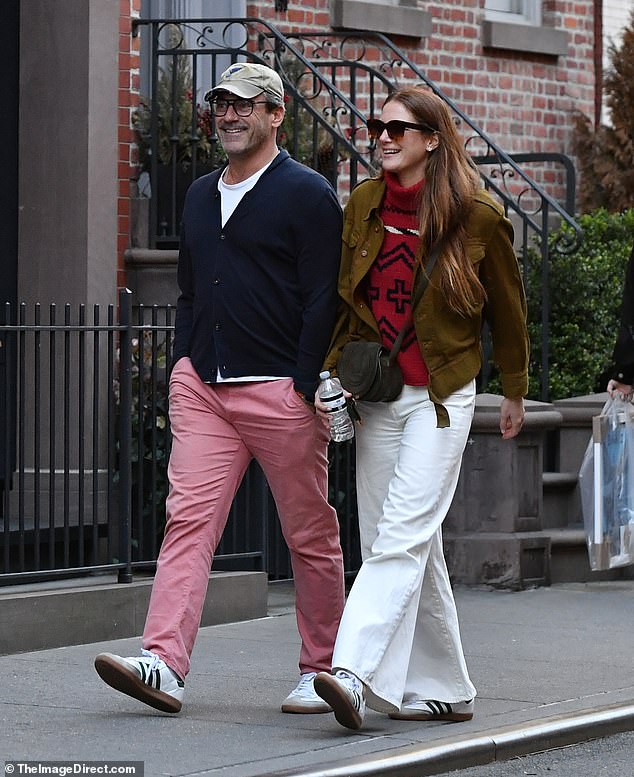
[172,150,343,396]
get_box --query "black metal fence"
[0,290,360,585]
[132,17,583,401]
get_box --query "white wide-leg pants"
[332,382,477,713]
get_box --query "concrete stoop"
[549,529,634,584]
[0,570,268,656]
[446,528,634,589]
[543,472,634,584]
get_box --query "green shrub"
[522,209,634,400]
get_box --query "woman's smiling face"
[377,100,437,187]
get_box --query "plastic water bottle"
[318,370,355,442]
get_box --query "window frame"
[484,0,542,26]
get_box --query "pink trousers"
[143,358,345,680]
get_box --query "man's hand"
[313,386,353,418]
[500,396,524,440]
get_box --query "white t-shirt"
[215,154,284,384]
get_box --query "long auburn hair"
[381,87,486,315]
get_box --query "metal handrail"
[132,16,583,399]
[132,16,581,235]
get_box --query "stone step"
[549,528,634,584]
[542,471,580,530]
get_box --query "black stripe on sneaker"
[154,669,161,690]
[138,662,147,683]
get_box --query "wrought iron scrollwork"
[133,16,583,400]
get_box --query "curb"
[265,701,634,777]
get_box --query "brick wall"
[115,1,597,245]
[118,0,141,292]
[248,0,595,202]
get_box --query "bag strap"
[388,242,442,362]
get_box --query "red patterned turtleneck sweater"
[366,171,429,386]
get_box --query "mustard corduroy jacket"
[323,178,530,426]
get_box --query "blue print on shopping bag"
[579,397,634,571]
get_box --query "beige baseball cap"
[205,62,284,103]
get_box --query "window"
[484,0,541,26]
[482,0,567,56]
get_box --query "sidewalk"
[2,579,634,777]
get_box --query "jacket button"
[361,249,368,256]
[213,278,220,285]
[220,234,226,240]
[215,323,221,331]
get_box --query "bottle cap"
[319,371,330,380]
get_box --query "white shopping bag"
[579,397,634,570]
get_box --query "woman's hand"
[607,379,633,400]
[499,396,524,439]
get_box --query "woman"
[606,245,634,399]
[313,87,529,730]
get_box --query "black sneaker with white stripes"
[94,649,184,713]
[389,698,474,721]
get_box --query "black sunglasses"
[366,118,437,141]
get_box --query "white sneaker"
[281,672,332,713]
[94,649,184,713]
[389,698,474,721]
[314,669,366,730]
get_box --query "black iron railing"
[132,17,582,401]
[0,290,360,585]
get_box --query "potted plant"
[133,51,224,244]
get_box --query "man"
[94,62,345,715]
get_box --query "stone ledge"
[543,472,578,491]
[482,20,568,56]
[124,247,179,266]
[0,570,268,656]
[330,0,432,38]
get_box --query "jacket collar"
[359,178,387,222]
